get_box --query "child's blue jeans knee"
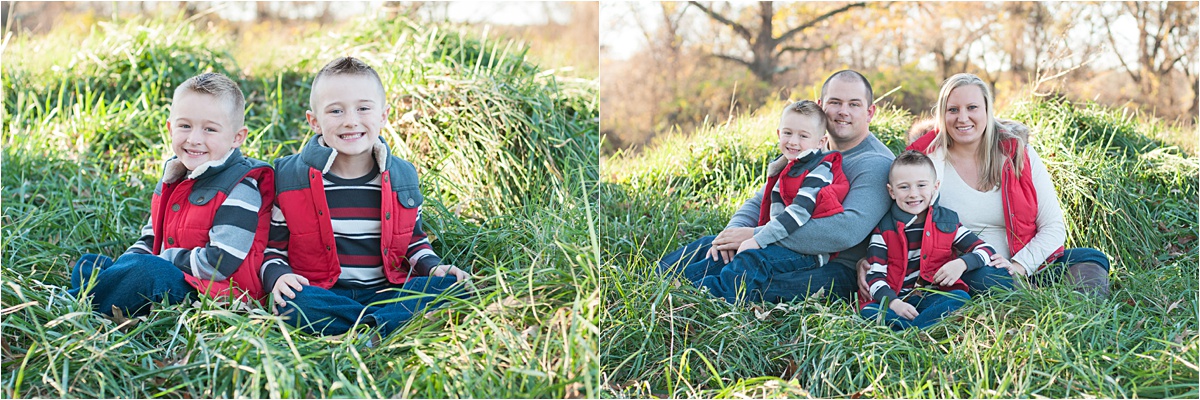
[69,253,197,316]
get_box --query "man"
[659,70,895,303]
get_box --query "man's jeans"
[962,247,1112,292]
[658,235,856,303]
[278,276,464,337]
[859,290,969,330]
[69,253,198,316]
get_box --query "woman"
[894,73,1110,297]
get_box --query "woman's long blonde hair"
[930,73,1025,190]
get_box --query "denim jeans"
[278,276,464,337]
[658,235,856,303]
[859,290,969,330]
[69,253,198,317]
[963,247,1111,293]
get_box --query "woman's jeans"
[962,247,1111,293]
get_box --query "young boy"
[263,57,470,337]
[859,150,1007,330]
[658,100,849,303]
[70,72,274,315]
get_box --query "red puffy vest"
[857,204,968,309]
[273,136,423,289]
[149,152,274,304]
[908,132,1065,269]
[757,151,848,226]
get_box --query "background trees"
[601,1,1198,153]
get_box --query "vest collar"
[301,134,390,175]
[766,148,824,178]
[162,148,241,184]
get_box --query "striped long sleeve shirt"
[124,176,263,282]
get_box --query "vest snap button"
[326,245,331,251]
[406,198,414,206]
[386,212,391,220]
[198,196,204,202]
[171,204,180,212]
[167,237,175,245]
[318,210,323,216]
[384,249,389,255]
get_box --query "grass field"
[2,14,598,398]
[600,97,1199,398]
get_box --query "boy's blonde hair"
[309,56,386,111]
[172,72,246,128]
[928,73,1026,190]
[781,100,828,132]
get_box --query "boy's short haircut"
[782,99,828,132]
[309,56,386,111]
[173,72,246,128]
[889,150,937,181]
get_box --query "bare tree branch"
[688,1,753,42]
[776,2,867,44]
[1100,10,1140,84]
[710,53,753,67]
[775,44,832,56]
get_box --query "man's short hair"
[820,70,874,105]
[173,72,246,127]
[782,99,828,132]
[889,150,936,181]
[309,56,386,111]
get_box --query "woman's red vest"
[908,131,1065,269]
[273,136,423,289]
[149,152,274,304]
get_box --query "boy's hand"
[272,273,310,313]
[933,259,967,286]
[431,264,471,281]
[889,298,919,320]
[736,238,760,254]
[856,258,871,299]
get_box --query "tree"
[1100,1,1195,111]
[687,1,867,86]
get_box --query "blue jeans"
[69,253,198,317]
[658,235,856,303]
[963,247,1111,293]
[859,290,969,330]
[278,276,464,337]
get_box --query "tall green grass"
[3,14,597,398]
[601,98,1198,398]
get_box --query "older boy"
[263,57,470,337]
[70,72,274,315]
[859,151,1009,330]
[659,100,849,303]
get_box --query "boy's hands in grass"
[272,273,310,312]
[889,298,919,320]
[933,259,966,286]
[431,264,471,281]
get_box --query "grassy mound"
[601,98,1198,398]
[2,14,598,398]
